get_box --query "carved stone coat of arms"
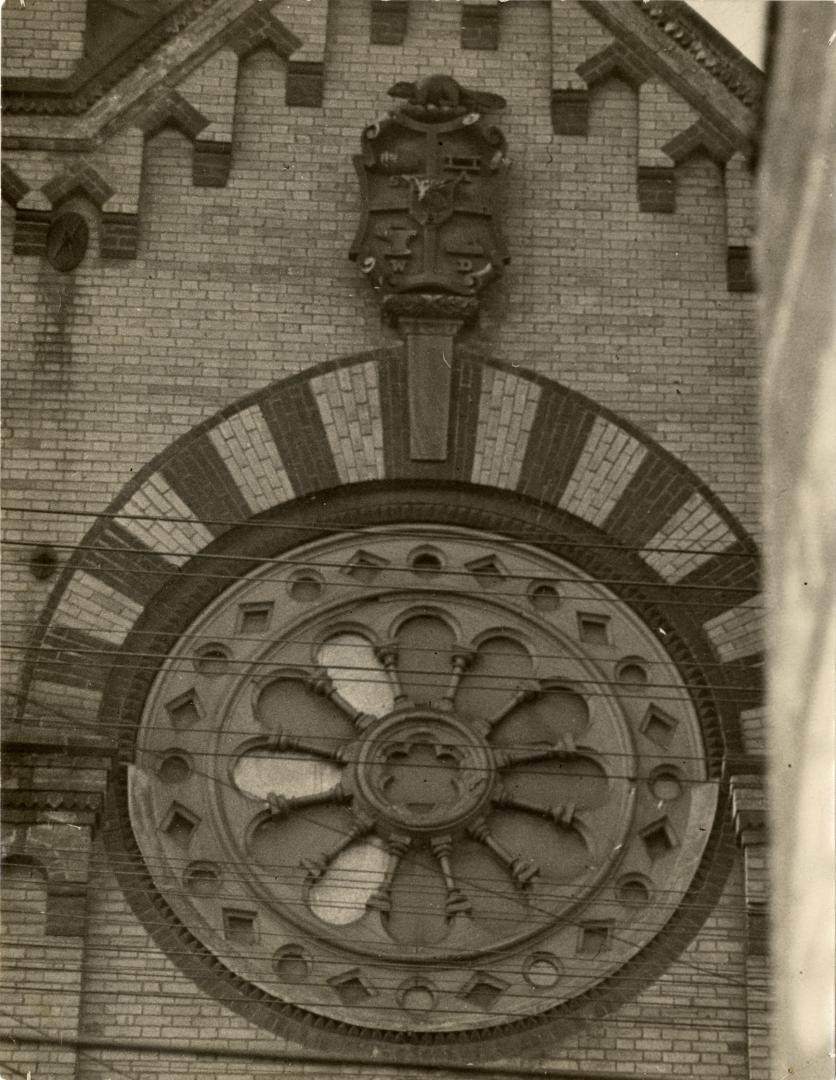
[351,74,510,321]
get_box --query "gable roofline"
[638,0,763,106]
[1,0,219,116]
[580,0,761,151]
[0,0,298,117]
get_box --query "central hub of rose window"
[351,710,495,837]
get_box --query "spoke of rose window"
[307,669,378,732]
[268,727,349,763]
[492,786,576,827]
[480,680,541,736]
[494,733,576,768]
[468,819,540,889]
[366,833,411,912]
[374,642,409,705]
[430,834,472,915]
[266,780,352,819]
[441,645,476,709]
[300,816,375,883]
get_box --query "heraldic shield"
[351,75,510,319]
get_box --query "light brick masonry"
[311,362,385,484]
[471,367,541,490]
[208,404,294,513]
[703,595,764,662]
[642,491,738,582]
[116,473,215,566]
[559,415,647,526]
[50,569,144,646]
[1,1,766,1075]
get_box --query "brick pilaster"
[1,735,111,1080]
[731,771,770,1080]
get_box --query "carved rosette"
[350,76,509,325]
[129,526,718,1037]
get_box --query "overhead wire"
[0,1013,142,1080]
[1,647,761,707]
[1,757,749,993]
[0,1020,761,1080]
[0,976,755,1025]
[0,745,747,980]
[0,683,749,768]
[0,536,760,597]
[0,503,761,560]
[2,618,760,675]
[1,842,754,911]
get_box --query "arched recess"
[17,348,764,1057]
[21,345,762,739]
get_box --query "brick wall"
[1,1,764,1075]
[1,0,88,79]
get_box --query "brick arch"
[22,346,762,737]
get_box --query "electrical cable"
[0,975,755,1025]
[2,618,761,675]
[0,1018,744,1080]
[2,684,755,768]
[0,724,737,778]
[0,537,761,599]
[0,504,761,560]
[1,649,761,707]
[0,1014,142,1080]
[1,847,754,911]
[0,774,750,994]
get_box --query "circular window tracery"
[129,525,716,1035]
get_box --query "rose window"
[130,526,716,1033]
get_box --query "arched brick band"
[22,346,762,745]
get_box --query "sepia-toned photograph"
[1,1,833,1078]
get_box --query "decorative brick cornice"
[551,89,589,136]
[2,746,111,828]
[192,140,233,187]
[637,167,675,213]
[1,0,224,116]
[285,61,325,108]
[461,4,500,51]
[729,773,767,847]
[580,0,759,155]
[12,210,51,257]
[727,246,756,293]
[135,89,209,139]
[663,118,737,165]
[42,164,115,209]
[101,213,140,259]
[577,42,651,90]
[225,4,301,59]
[637,0,763,108]
[370,0,408,46]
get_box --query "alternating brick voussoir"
[471,366,541,491]
[23,353,761,759]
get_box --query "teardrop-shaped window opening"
[318,633,394,717]
[233,750,341,801]
[308,838,389,925]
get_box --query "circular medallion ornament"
[46,211,89,272]
[128,525,718,1038]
